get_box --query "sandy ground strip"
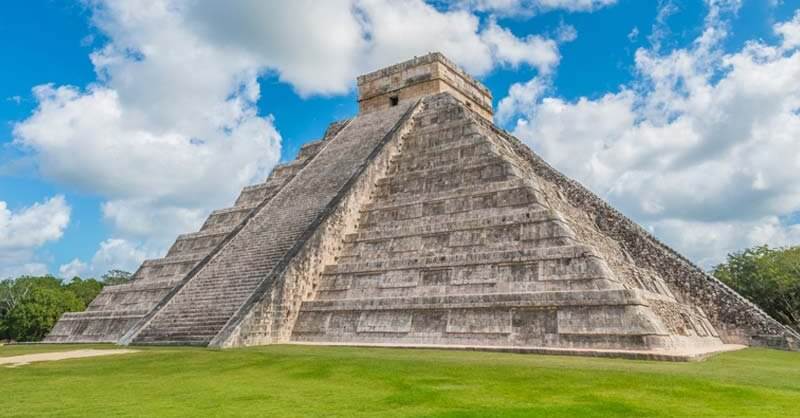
[1,349,138,368]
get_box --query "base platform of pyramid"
[47,53,798,360]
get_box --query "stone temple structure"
[47,53,799,360]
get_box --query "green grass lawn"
[2,344,799,417]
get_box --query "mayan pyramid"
[47,53,798,360]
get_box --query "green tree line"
[0,270,131,342]
[712,245,800,333]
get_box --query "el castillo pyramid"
[47,53,798,360]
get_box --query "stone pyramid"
[48,53,798,360]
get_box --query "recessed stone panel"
[449,230,483,247]
[485,225,521,244]
[451,265,496,285]
[446,309,511,334]
[420,269,450,286]
[378,270,418,289]
[351,273,381,289]
[357,311,413,333]
[319,276,352,291]
[557,306,666,336]
[511,308,557,345]
[502,262,539,282]
[293,312,330,335]
[411,310,447,334]
[329,312,360,336]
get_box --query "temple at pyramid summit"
[47,53,798,360]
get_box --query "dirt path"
[1,349,138,368]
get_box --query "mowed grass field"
[2,344,799,417]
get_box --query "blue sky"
[1,0,799,278]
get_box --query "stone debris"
[46,53,799,360]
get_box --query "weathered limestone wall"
[358,52,493,121]
[214,101,423,347]
[448,113,722,348]
[288,93,724,356]
[476,116,799,350]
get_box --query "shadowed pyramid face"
[47,54,798,359]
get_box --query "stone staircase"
[128,102,417,345]
[45,119,344,343]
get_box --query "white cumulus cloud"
[0,196,70,279]
[504,2,800,267]
[58,238,154,279]
[0,195,70,250]
[481,19,560,74]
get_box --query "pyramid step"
[178,285,259,294]
[130,255,205,284]
[157,303,243,313]
[161,297,249,307]
[159,306,245,316]
[149,307,236,316]
[314,276,618,302]
[341,209,575,262]
[94,279,180,294]
[234,179,284,206]
[135,334,214,343]
[318,256,613,295]
[339,236,575,264]
[325,245,600,276]
[186,283,262,292]
[166,230,230,259]
[141,254,206,268]
[300,289,648,312]
[165,246,217,260]
[138,333,217,341]
[149,318,229,327]
[174,228,233,242]
[144,323,228,333]
[386,150,502,177]
[150,317,232,326]
[403,120,481,150]
[267,159,306,181]
[297,139,325,161]
[200,204,258,231]
[58,309,150,320]
[350,207,560,241]
[391,132,490,162]
[364,184,540,225]
[375,157,510,188]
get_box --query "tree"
[3,285,84,342]
[0,276,61,323]
[102,270,132,286]
[64,277,104,306]
[0,271,135,342]
[713,245,800,333]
